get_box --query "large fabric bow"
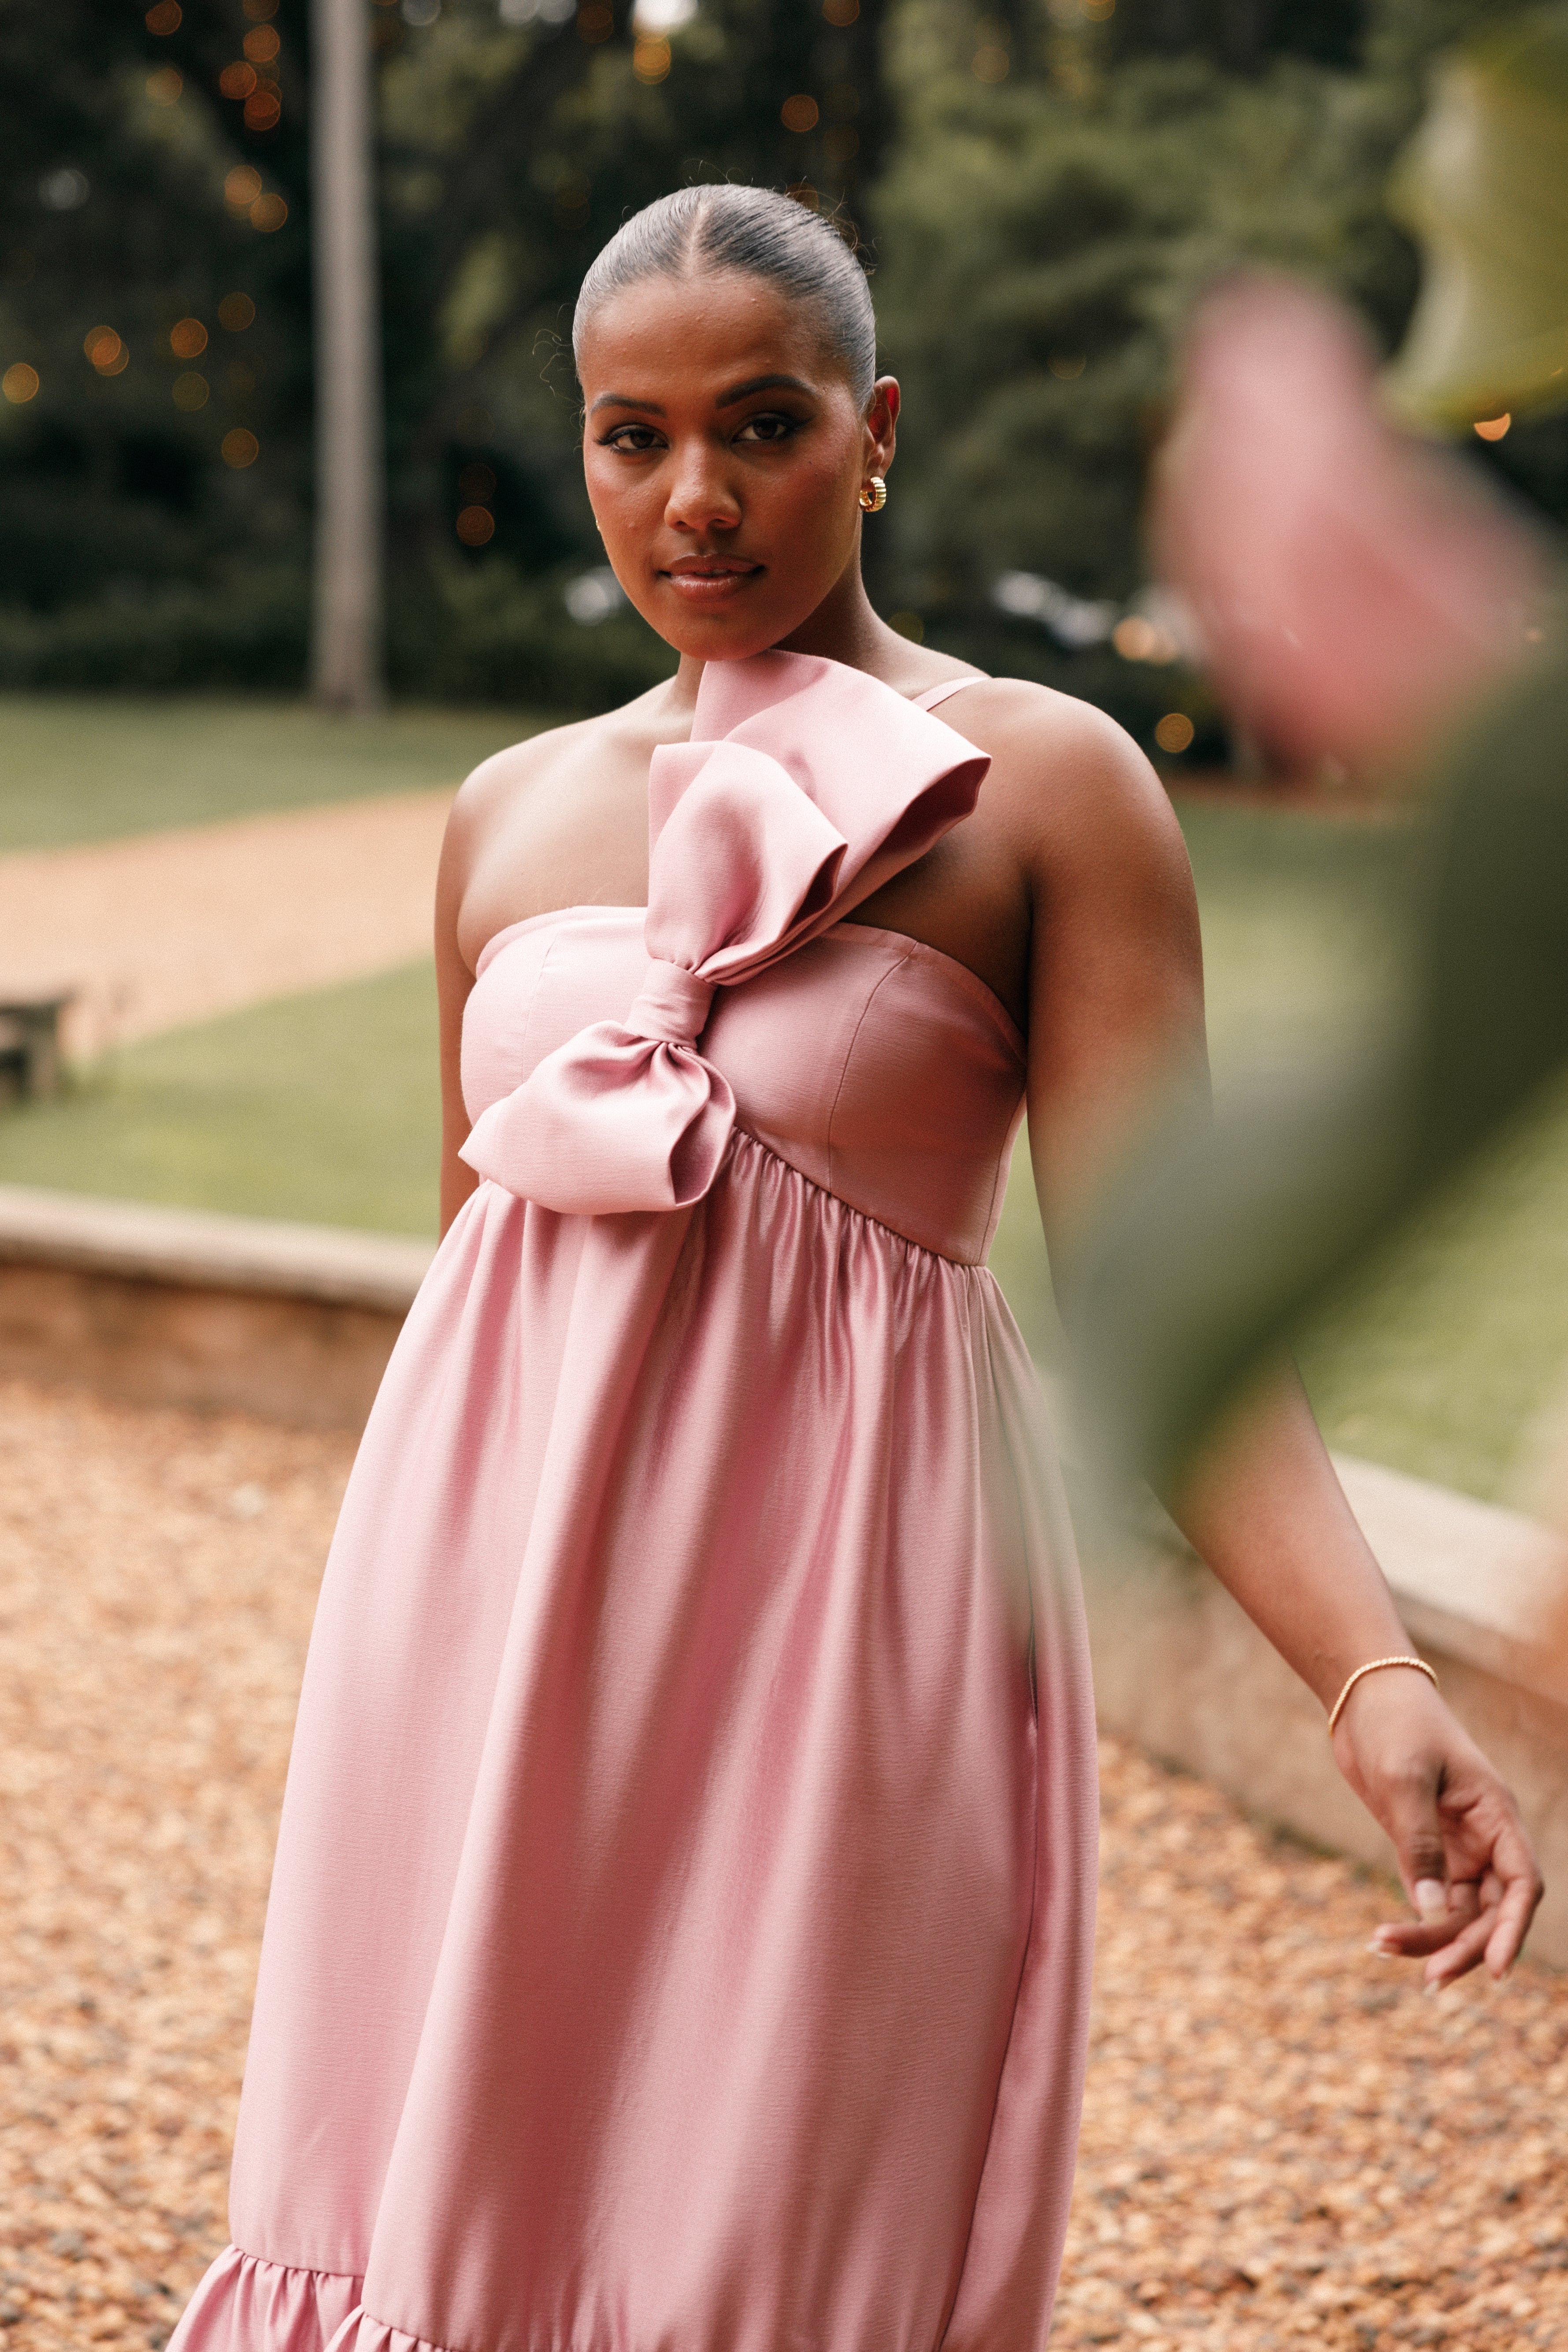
[460,653,988,1216]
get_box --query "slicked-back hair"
[572,185,877,409]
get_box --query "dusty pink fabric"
[171,653,1098,2352]
[460,652,987,1214]
[167,2250,361,2347]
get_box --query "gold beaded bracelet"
[1327,1655,1438,1736]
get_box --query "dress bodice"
[463,908,1025,1265]
[456,652,1024,1266]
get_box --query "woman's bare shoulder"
[941,676,1190,878]
[446,683,672,842]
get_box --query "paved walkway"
[0,789,454,1058]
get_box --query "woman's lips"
[662,560,763,602]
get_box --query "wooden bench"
[0,994,71,1101]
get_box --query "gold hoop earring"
[858,475,887,514]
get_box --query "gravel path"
[0,791,452,1060]
[0,1380,1562,2351]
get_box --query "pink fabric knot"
[625,960,716,1046]
[459,651,988,1218]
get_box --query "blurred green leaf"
[1071,646,1568,1490]
[1384,7,1568,428]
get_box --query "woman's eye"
[734,412,801,445]
[601,425,664,453]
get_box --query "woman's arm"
[1010,692,1542,1986]
[1172,1383,1542,1983]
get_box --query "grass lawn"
[0,695,555,851]
[1294,1073,1568,1506]
[0,962,439,1236]
[1,749,1566,1505]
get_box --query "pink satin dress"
[170,652,1098,2352]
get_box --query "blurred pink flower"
[1152,277,1548,775]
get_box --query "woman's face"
[577,267,897,662]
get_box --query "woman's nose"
[664,445,741,534]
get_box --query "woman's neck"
[668,565,940,713]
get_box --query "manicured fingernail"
[1424,1974,1446,1996]
[1367,1930,1399,1955]
[1414,1880,1448,1920]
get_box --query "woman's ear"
[866,375,900,475]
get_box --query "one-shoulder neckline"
[472,660,1009,1036]
[475,904,1023,1057]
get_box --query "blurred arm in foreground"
[1067,242,1561,1983]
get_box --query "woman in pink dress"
[171,186,1541,2352]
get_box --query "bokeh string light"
[37,167,89,211]
[217,292,255,332]
[1,364,39,404]
[170,318,208,360]
[221,428,259,468]
[1112,613,1179,664]
[84,327,129,376]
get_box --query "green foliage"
[0,0,890,703]
[4,0,1564,712]
[1106,0,1366,70]
[0,571,311,692]
[872,3,1411,632]
[0,1,313,626]
[386,556,674,707]
[867,0,1568,705]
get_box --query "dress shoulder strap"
[910,673,988,714]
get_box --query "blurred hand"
[1332,1670,1543,1987]
[1152,275,1548,775]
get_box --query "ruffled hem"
[168,2247,363,2351]
[324,2314,446,2352]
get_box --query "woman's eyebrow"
[588,374,815,419]
[716,373,815,406]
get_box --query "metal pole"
[310,0,386,709]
